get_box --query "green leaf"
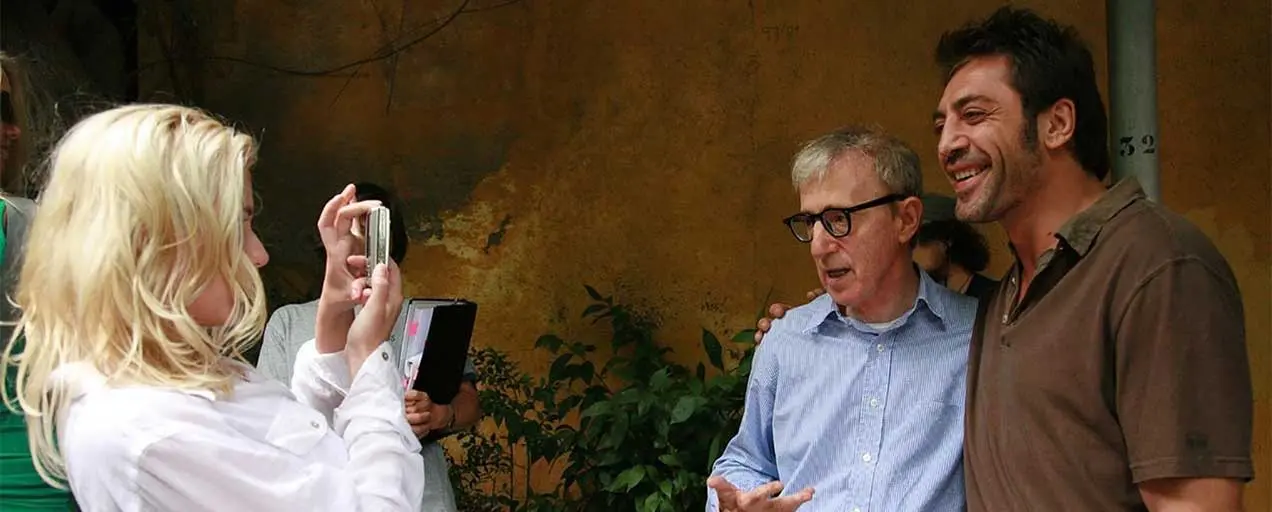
[637,392,657,416]
[695,362,706,381]
[640,492,663,512]
[659,479,674,498]
[534,334,564,351]
[657,453,681,467]
[557,395,582,417]
[702,329,724,370]
[591,309,614,324]
[506,416,524,443]
[649,367,671,390]
[548,353,572,381]
[580,401,612,419]
[582,303,607,318]
[687,376,704,394]
[736,353,753,375]
[731,328,757,344]
[670,395,706,424]
[577,361,596,383]
[708,433,726,471]
[584,284,605,301]
[609,465,646,492]
[615,387,641,404]
[602,414,628,450]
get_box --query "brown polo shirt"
[964,178,1254,511]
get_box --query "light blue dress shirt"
[708,270,975,512]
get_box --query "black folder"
[398,298,478,406]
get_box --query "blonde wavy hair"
[0,103,267,487]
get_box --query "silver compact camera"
[364,206,391,278]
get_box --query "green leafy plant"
[448,346,575,511]
[447,285,758,511]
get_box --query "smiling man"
[933,7,1253,511]
[706,126,976,512]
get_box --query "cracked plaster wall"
[134,0,1269,504]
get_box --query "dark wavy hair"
[936,6,1109,180]
[918,220,991,273]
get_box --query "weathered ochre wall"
[137,0,1269,506]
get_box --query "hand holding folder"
[398,298,478,406]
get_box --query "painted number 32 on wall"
[1118,134,1158,156]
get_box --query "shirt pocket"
[264,402,331,456]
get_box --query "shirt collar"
[801,266,948,335]
[55,360,252,402]
[1055,177,1144,256]
[1003,177,1145,268]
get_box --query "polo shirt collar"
[1005,177,1146,265]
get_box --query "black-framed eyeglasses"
[783,194,908,243]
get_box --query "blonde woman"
[1,104,425,510]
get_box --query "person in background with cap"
[913,194,998,301]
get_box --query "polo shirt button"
[875,343,884,352]
[310,420,320,429]
[852,508,862,512]
[868,398,879,408]
[862,453,872,463]
[381,351,389,361]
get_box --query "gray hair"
[790,125,923,198]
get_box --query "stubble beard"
[957,124,1044,224]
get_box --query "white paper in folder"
[400,305,436,392]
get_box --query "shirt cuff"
[347,342,404,401]
[291,339,399,424]
[303,342,351,389]
[332,343,420,451]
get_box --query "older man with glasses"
[705,126,977,512]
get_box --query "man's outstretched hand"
[708,476,814,512]
[753,288,824,344]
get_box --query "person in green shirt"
[0,52,76,511]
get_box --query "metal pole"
[1107,0,1161,201]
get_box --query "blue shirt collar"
[801,266,951,335]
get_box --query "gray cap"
[921,194,958,224]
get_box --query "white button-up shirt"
[57,340,424,511]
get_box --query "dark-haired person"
[933,6,1251,511]
[257,182,482,512]
[0,53,25,182]
[0,50,76,512]
[913,194,997,301]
